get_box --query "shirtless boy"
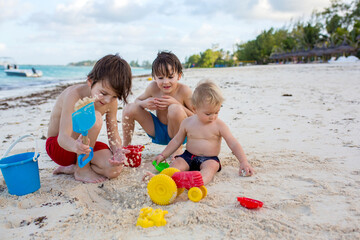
[122,51,193,156]
[46,54,132,183]
[154,80,254,185]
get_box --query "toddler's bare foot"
[53,165,76,175]
[74,166,106,183]
[142,171,155,181]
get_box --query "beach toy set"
[147,167,207,205]
[136,207,168,228]
[72,98,96,168]
[123,145,145,168]
[0,134,40,196]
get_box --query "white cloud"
[0,43,6,51]
[0,0,28,23]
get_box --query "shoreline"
[0,74,152,110]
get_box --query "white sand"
[0,63,359,239]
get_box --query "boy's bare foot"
[74,166,107,183]
[53,165,76,175]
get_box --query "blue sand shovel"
[72,102,96,168]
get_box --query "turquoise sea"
[0,65,151,99]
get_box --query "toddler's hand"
[239,162,254,177]
[155,154,166,164]
[75,135,91,155]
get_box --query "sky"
[0,0,352,65]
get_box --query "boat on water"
[4,68,43,77]
[0,57,15,70]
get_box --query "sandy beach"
[0,63,359,239]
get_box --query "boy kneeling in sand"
[46,54,132,183]
[153,80,254,185]
[122,51,194,157]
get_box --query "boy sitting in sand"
[46,54,132,183]
[153,80,254,185]
[122,51,193,157]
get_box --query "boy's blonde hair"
[192,80,224,108]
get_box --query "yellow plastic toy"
[136,207,168,228]
[147,77,152,81]
[147,167,207,205]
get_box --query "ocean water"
[0,65,151,99]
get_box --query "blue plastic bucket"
[0,152,40,196]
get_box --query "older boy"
[46,54,132,183]
[122,51,193,156]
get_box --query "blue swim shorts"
[146,112,187,145]
[175,150,221,172]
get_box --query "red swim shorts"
[46,136,110,166]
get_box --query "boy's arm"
[106,100,129,163]
[106,100,122,151]
[155,120,187,163]
[182,86,195,117]
[134,83,157,110]
[58,93,91,155]
[218,120,254,176]
[155,86,194,115]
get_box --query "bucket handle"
[1,134,39,161]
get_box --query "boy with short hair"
[154,80,254,185]
[122,51,194,156]
[46,54,132,183]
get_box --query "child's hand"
[75,135,91,155]
[239,162,254,177]
[154,95,179,110]
[142,98,158,110]
[155,154,166,164]
[109,148,131,165]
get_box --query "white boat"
[4,68,43,77]
[0,57,15,70]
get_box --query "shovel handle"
[78,147,94,168]
[83,135,89,145]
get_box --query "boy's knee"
[104,165,123,179]
[167,104,186,119]
[123,102,139,117]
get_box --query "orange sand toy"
[136,207,168,228]
[147,168,207,205]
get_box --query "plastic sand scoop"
[237,197,263,209]
[72,102,96,168]
[152,160,169,172]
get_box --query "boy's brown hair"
[87,54,132,103]
[192,80,224,108]
[152,51,183,78]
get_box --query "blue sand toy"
[72,102,96,168]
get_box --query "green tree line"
[185,0,360,67]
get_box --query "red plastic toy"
[172,171,204,189]
[123,145,145,168]
[237,197,263,209]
